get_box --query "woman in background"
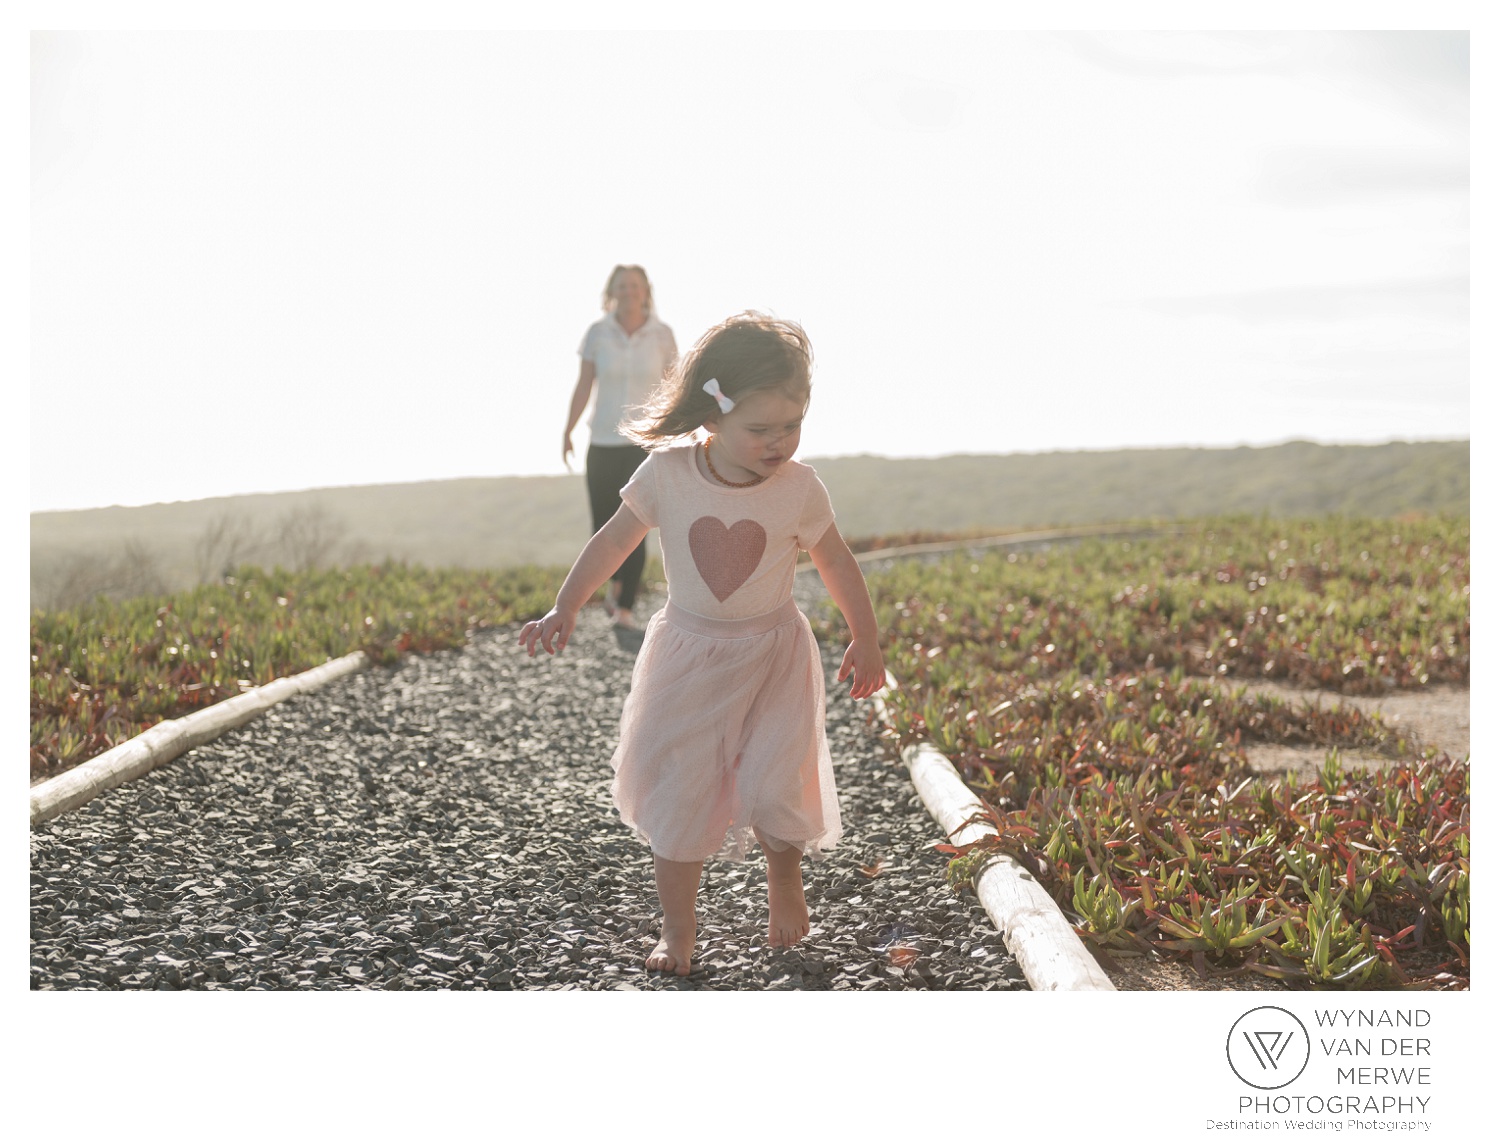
[562,265,678,628]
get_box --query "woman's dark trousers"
[586,443,649,610]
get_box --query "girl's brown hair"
[624,311,812,446]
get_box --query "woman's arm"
[808,524,886,698]
[519,503,650,656]
[562,360,596,469]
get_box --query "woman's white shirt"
[578,312,678,447]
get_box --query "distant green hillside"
[29,439,1469,609]
[814,439,1470,536]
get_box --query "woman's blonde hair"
[624,311,812,446]
[602,264,654,316]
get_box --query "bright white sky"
[29,12,1471,512]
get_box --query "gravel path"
[30,575,1027,992]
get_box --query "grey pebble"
[30,577,1027,993]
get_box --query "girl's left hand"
[838,637,886,700]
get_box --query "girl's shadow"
[612,624,646,655]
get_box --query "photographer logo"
[1225,1006,1311,1089]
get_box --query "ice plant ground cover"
[30,562,565,781]
[819,515,1469,989]
[31,517,1469,988]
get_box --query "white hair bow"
[703,378,735,414]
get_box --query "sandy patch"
[1109,682,1468,991]
[1100,952,1287,993]
[1216,680,1470,782]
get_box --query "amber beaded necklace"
[702,436,766,488]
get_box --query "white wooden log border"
[798,527,1132,991]
[875,682,1115,991]
[843,522,1175,567]
[30,651,371,827]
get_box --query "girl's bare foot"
[767,872,809,947]
[648,855,702,976]
[645,922,695,976]
[761,836,810,948]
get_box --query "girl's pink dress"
[612,442,842,863]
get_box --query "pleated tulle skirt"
[609,597,842,863]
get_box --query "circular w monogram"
[1225,1005,1311,1089]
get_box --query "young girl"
[519,311,885,977]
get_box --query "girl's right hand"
[519,607,575,657]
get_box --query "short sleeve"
[618,450,660,528]
[796,470,836,551]
[578,322,600,363]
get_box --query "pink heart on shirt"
[688,517,767,602]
